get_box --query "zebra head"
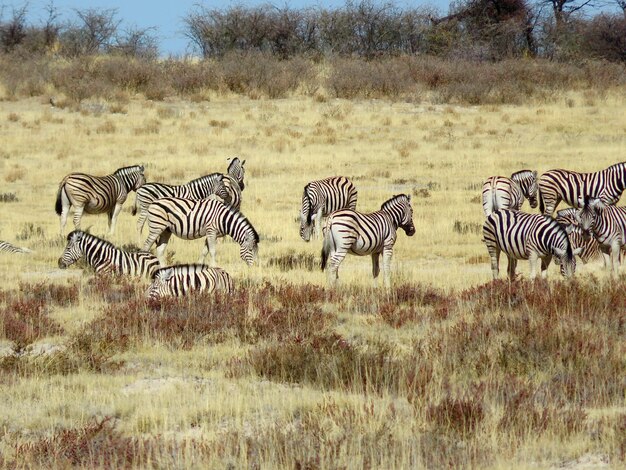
[58,230,85,269]
[227,157,246,190]
[300,186,314,241]
[240,231,259,266]
[555,245,577,278]
[512,170,538,209]
[576,197,605,237]
[382,194,415,236]
[115,165,146,192]
[147,267,174,301]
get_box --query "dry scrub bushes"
[1,53,624,104]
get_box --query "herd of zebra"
[482,161,626,279]
[2,159,626,295]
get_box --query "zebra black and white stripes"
[227,157,246,190]
[142,197,259,266]
[58,230,159,277]
[55,165,146,236]
[132,172,234,241]
[300,176,358,241]
[576,197,626,275]
[147,264,234,300]
[538,162,626,216]
[321,194,415,287]
[482,209,578,280]
[482,170,538,216]
[0,241,32,254]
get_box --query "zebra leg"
[610,243,620,277]
[528,252,538,279]
[72,205,85,230]
[200,232,218,266]
[540,255,552,278]
[155,231,172,266]
[382,247,393,288]
[136,210,148,244]
[488,246,500,280]
[314,208,323,239]
[371,253,380,279]
[108,203,123,235]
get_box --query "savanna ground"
[0,82,624,468]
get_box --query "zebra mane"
[114,165,144,175]
[223,203,259,243]
[511,169,534,179]
[69,230,117,250]
[186,172,221,186]
[303,183,314,225]
[380,194,409,211]
[227,158,241,173]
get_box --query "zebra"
[131,172,234,242]
[147,264,234,300]
[576,197,626,275]
[300,176,358,242]
[227,157,246,190]
[482,170,538,216]
[55,165,146,236]
[320,194,415,288]
[556,208,604,264]
[538,162,626,217]
[142,197,259,267]
[482,209,579,280]
[58,230,159,278]
[0,241,32,254]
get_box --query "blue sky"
[4,0,622,56]
[3,0,452,56]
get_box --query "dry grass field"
[0,86,625,468]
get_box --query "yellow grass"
[0,89,625,468]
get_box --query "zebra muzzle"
[58,258,68,269]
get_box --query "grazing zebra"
[538,162,626,217]
[482,209,579,280]
[576,197,626,275]
[147,264,234,300]
[227,157,246,190]
[0,241,32,254]
[300,176,358,241]
[482,170,538,216]
[58,230,159,277]
[132,173,233,241]
[55,165,146,236]
[142,197,259,267]
[320,194,415,288]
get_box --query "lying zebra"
[147,264,233,300]
[0,241,32,254]
[58,230,159,278]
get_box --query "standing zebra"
[147,264,234,300]
[482,209,579,280]
[556,208,604,264]
[0,241,32,254]
[321,194,415,288]
[58,230,159,278]
[142,197,259,267]
[55,165,146,236]
[576,197,626,275]
[132,173,233,242]
[538,162,626,217]
[300,176,358,241]
[482,170,538,216]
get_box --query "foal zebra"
[300,176,358,241]
[58,230,159,277]
[482,170,538,216]
[538,162,626,217]
[147,264,233,300]
[0,241,32,254]
[142,197,259,267]
[321,194,415,288]
[556,208,604,264]
[132,172,234,241]
[482,209,578,280]
[55,165,146,236]
[576,197,626,275]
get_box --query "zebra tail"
[131,195,138,216]
[538,188,545,214]
[55,185,63,215]
[320,227,332,271]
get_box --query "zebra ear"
[532,171,537,178]
[159,268,174,281]
[241,159,246,166]
[140,165,145,172]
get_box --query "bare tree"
[112,25,158,59]
[73,7,120,54]
[0,4,28,52]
